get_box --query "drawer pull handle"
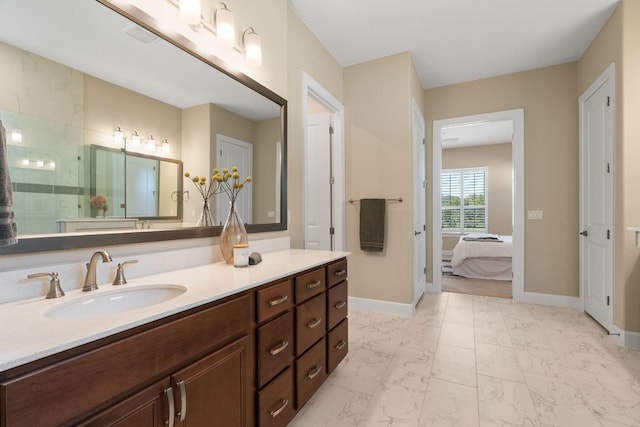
[334,269,347,277]
[307,365,322,379]
[335,339,347,350]
[307,280,322,289]
[270,399,289,418]
[268,295,288,306]
[176,380,187,422]
[334,300,347,309]
[269,340,289,356]
[164,387,175,427]
[306,317,322,329]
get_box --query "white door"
[304,112,332,250]
[215,135,253,225]
[412,101,427,304]
[126,156,158,217]
[580,64,614,331]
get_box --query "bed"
[450,234,512,281]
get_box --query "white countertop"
[0,249,349,372]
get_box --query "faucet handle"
[27,272,65,299]
[112,260,139,286]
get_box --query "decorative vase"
[196,199,214,227]
[219,201,248,264]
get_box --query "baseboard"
[348,296,415,317]
[514,291,582,309]
[609,325,640,349]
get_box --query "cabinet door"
[172,335,252,427]
[78,379,169,427]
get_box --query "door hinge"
[423,180,426,189]
[330,176,335,185]
[422,138,426,145]
[423,267,427,274]
[607,229,611,240]
[329,227,335,235]
[607,296,610,306]
[329,125,334,135]
[423,224,426,231]
[607,163,610,173]
[606,96,610,106]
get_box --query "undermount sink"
[45,285,187,319]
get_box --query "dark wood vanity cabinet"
[0,257,348,427]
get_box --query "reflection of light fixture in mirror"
[113,126,124,145]
[36,160,44,167]
[11,129,22,143]
[215,3,234,48]
[179,0,201,26]
[243,27,262,67]
[161,138,170,154]
[130,130,141,148]
[48,161,56,169]
[21,159,29,166]
[147,135,156,151]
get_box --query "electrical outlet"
[527,210,543,220]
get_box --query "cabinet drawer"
[258,367,296,427]
[295,267,325,303]
[327,258,348,288]
[1,294,251,427]
[296,293,326,356]
[256,279,293,323]
[295,338,327,409]
[328,318,349,374]
[327,280,348,330]
[257,312,294,387]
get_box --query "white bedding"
[451,235,513,281]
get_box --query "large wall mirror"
[0,0,287,255]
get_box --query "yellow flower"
[222,168,229,174]
[213,168,220,174]
[184,171,191,178]
[232,172,240,179]
[231,166,238,172]
[246,176,252,182]
[192,176,199,182]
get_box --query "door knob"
[580,230,588,236]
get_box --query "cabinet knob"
[306,365,322,379]
[306,317,322,329]
[269,399,289,418]
[334,300,347,309]
[164,387,175,427]
[268,295,288,306]
[335,339,347,350]
[334,269,347,277]
[269,340,289,356]
[306,280,322,289]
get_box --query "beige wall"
[442,143,513,251]
[344,52,415,304]
[425,62,580,297]
[578,0,640,333]
[286,8,344,248]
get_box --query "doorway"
[432,109,525,300]
[215,134,253,225]
[302,73,345,251]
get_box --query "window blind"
[441,168,486,232]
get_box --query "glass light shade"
[113,127,124,145]
[216,6,234,48]
[48,161,56,169]
[36,160,44,167]
[21,159,29,166]
[130,131,141,148]
[244,31,262,67]
[179,0,201,26]
[161,139,170,154]
[11,129,22,143]
[147,135,156,151]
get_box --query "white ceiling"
[442,120,513,150]
[288,0,619,89]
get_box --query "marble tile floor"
[289,292,640,427]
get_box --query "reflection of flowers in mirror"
[90,195,108,212]
[183,167,252,202]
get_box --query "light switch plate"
[527,210,543,220]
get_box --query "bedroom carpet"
[441,274,512,299]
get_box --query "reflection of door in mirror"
[91,145,125,218]
[126,156,158,217]
[215,135,253,225]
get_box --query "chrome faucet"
[83,251,113,292]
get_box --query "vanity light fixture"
[130,130,141,148]
[147,135,156,151]
[215,3,234,48]
[243,27,262,67]
[21,159,29,166]
[161,138,170,154]
[179,0,201,26]
[36,160,44,167]
[113,126,124,145]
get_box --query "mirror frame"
[0,0,287,255]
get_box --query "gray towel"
[359,198,385,252]
[0,120,18,246]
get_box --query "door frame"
[302,72,346,251]
[215,134,253,225]
[579,63,615,330]
[432,109,525,299]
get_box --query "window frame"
[441,167,488,234]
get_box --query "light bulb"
[216,5,234,48]
[180,0,201,26]
[113,126,124,145]
[244,29,262,67]
[147,135,156,151]
[130,131,140,148]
